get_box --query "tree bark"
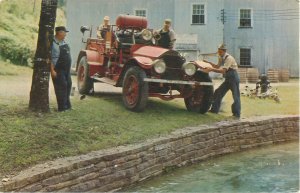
[29,0,58,112]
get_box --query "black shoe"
[80,95,86,100]
[232,114,241,119]
[209,110,218,114]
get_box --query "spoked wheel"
[122,66,148,112]
[77,56,93,94]
[184,71,214,114]
[124,75,139,105]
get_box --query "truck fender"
[76,50,103,77]
[116,56,153,87]
[76,50,102,70]
[130,56,153,70]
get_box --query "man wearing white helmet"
[97,16,111,39]
[203,44,241,118]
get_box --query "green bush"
[0,0,65,66]
[0,35,34,65]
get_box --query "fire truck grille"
[162,55,185,80]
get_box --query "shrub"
[0,0,65,66]
[0,35,34,65]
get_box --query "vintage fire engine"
[76,15,214,112]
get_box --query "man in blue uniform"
[203,44,241,118]
[50,26,72,112]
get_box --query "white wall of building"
[223,0,299,77]
[65,0,299,77]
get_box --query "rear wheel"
[77,56,93,94]
[184,71,214,114]
[122,66,148,112]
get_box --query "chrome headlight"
[141,29,153,41]
[153,59,166,74]
[183,62,197,76]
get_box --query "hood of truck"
[132,45,179,59]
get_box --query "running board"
[92,77,117,86]
[144,78,214,86]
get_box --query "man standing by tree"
[29,0,58,112]
[50,26,72,112]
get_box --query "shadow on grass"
[90,91,195,115]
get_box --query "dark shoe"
[209,110,218,114]
[80,95,86,100]
[232,114,241,119]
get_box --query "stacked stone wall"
[1,116,298,192]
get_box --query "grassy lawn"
[222,80,299,117]
[0,65,299,176]
[0,89,226,176]
[0,60,32,75]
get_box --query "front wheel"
[77,56,93,94]
[122,66,149,112]
[184,71,214,114]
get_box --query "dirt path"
[0,74,121,101]
[0,73,298,100]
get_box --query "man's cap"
[164,19,172,24]
[218,43,227,50]
[55,26,69,32]
[104,16,110,21]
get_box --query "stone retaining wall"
[1,115,299,192]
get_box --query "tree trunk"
[29,0,58,112]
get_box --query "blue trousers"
[211,70,241,117]
[53,71,72,111]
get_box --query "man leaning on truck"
[203,44,241,118]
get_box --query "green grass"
[223,81,299,117]
[0,92,225,175]
[0,0,66,43]
[0,59,32,75]
[0,75,299,176]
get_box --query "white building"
[66,0,299,77]
[223,0,299,77]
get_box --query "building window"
[192,4,205,24]
[240,48,251,66]
[240,9,252,27]
[135,10,146,17]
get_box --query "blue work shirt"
[51,37,66,66]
